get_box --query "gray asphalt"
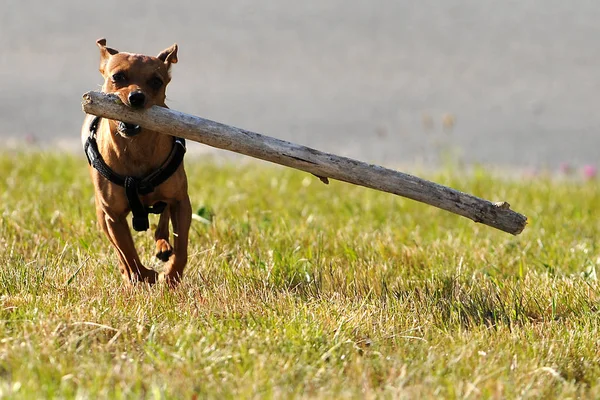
[2,1,599,168]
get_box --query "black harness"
[84,116,186,232]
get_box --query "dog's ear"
[157,44,178,67]
[96,38,119,75]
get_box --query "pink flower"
[523,168,538,178]
[559,162,572,175]
[24,133,36,144]
[582,165,597,180]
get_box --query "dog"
[81,38,191,286]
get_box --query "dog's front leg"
[99,210,158,285]
[159,195,192,285]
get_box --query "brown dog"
[81,38,191,286]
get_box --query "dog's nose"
[128,91,146,108]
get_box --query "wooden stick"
[82,91,528,235]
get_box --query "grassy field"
[1,152,599,399]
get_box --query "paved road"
[2,1,599,167]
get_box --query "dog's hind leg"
[155,208,173,262]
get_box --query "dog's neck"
[97,118,174,178]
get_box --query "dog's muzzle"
[117,121,141,137]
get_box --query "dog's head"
[96,38,178,137]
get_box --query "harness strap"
[85,116,186,232]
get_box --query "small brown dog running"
[81,38,191,286]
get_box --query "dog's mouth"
[117,121,141,137]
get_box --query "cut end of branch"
[82,91,123,114]
[505,211,528,235]
[81,91,93,110]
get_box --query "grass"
[1,151,599,399]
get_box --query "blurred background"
[1,0,599,168]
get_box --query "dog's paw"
[141,269,159,285]
[159,271,182,288]
[155,239,173,262]
[126,267,158,286]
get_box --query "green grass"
[1,152,599,398]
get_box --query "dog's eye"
[111,72,126,83]
[148,76,163,90]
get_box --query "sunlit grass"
[1,152,599,398]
